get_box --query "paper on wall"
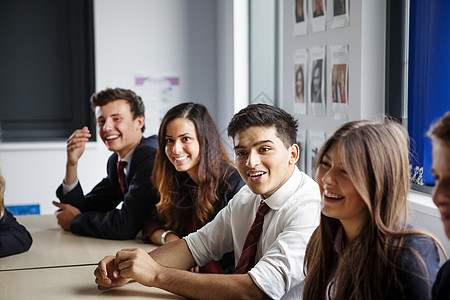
[330,0,349,29]
[293,48,308,115]
[293,0,307,36]
[134,72,181,136]
[307,130,326,177]
[309,45,326,117]
[309,0,326,33]
[329,44,349,120]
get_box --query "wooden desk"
[0,264,184,299]
[0,215,157,271]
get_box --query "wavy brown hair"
[152,103,233,233]
[303,119,439,300]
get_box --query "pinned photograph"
[293,48,308,114]
[307,130,326,177]
[310,0,326,32]
[293,0,307,36]
[331,64,347,104]
[329,44,349,120]
[308,46,326,117]
[311,59,323,104]
[331,0,349,29]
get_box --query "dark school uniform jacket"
[56,135,159,239]
[0,209,32,257]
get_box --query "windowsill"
[0,141,100,152]
[411,183,433,194]
[408,189,439,218]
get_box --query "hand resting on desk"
[93,240,267,299]
[53,201,81,231]
[95,248,161,289]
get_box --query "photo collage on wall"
[293,0,349,36]
[291,0,350,177]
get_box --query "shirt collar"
[118,146,137,174]
[120,147,135,164]
[260,166,301,211]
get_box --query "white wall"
[94,0,219,129]
[0,0,235,215]
[278,0,449,256]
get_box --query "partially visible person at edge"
[94,103,321,299]
[429,111,450,300]
[141,102,245,273]
[53,88,159,239]
[303,119,441,300]
[0,171,32,257]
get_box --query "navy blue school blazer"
[56,135,159,240]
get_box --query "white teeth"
[324,189,343,199]
[106,135,119,141]
[174,156,189,161]
[250,172,265,177]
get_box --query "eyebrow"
[234,139,274,150]
[165,132,192,138]
[97,113,122,119]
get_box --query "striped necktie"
[234,201,270,274]
[117,160,127,195]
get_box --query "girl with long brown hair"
[142,102,244,273]
[303,120,441,300]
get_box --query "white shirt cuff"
[62,179,79,195]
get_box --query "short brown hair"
[227,103,298,148]
[90,88,145,132]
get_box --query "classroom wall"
[1,0,448,258]
[0,0,234,215]
[277,0,449,257]
[280,0,385,135]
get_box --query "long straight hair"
[303,119,436,300]
[152,103,233,233]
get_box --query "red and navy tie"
[234,202,270,274]
[117,160,127,195]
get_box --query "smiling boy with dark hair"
[53,87,158,240]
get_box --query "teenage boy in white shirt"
[94,103,321,299]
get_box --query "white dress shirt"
[184,167,321,299]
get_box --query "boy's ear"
[289,144,300,165]
[135,115,145,130]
